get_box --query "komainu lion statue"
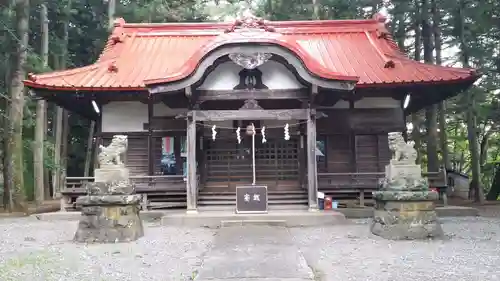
[98,135,128,167]
[388,132,417,164]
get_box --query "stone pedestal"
[94,166,130,182]
[370,132,444,240]
[74,135,145,244]
[371,190,444,240]
[74,194,144,243]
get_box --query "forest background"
[0,0,499,212]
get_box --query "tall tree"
[412,0,422,164]
[456,0,483,202]
[432,0,450,171]
[34,3,48,205]
[5,0,30,213]
[2,1,15,209]
[312,0,319,19]
[421,0,439,172]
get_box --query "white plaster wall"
[354,97,400,108]
[101,101,187,132]
[198,61,305,90]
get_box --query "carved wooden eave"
[188,108,309,121]
[197,89,308,102]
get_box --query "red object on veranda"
[324,196,333,210]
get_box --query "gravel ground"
[0,218,216,281]
[1,216,500,281]
[291,217,500,281]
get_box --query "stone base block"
[373,190,439,201]
[94,167,129,183]
[371,198,444,240]
[74,203,144,243]
[76,194,141,206]
[386,163,422,180]
[83,182,135,195]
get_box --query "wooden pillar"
[147,98,154,176]
[298,133,306,189]
[174,136,182,175]
[52,106,63,199]
[307,108,318,211]
[349,100,357,172]
[186,113,198,213]
[83,120,95,177]
[93,120,101,172]
[402,103,409,141]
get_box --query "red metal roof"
[24,14,477,91]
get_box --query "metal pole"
[252,123,256,185]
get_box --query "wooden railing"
[318,172,384,206]
[423,170,448,205]
[61,175,193,211]
[318,170,449,206]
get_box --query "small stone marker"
[236,185,268,213]
[74,135,144,243]
[371,132,444,240]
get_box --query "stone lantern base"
[370,190,444,240]
[74,194,144,243]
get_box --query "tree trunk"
[2,53,12,209]
[432,0,450,170]
[53,0,72,198]
[457,0,483,202]
[34,3,49,205]
[487,164,500,201]
[108,0,116,29]
[421,0,439,172]
[52,108,63,199]
[5,0,30,213]
[479,130,491,169]
[266,0,273,19]
[411,0,422,164]
[312,0,319,19]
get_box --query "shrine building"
[24,13,478,212]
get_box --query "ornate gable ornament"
[229,52,273,70]
[225,12,275,33]
[240,99,263,110]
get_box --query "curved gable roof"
[24,13,477,91]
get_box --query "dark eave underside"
[31,77,476,121]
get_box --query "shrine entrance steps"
[198,189,308,211]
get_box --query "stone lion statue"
[98,135,128,167]
[387,132,417,164]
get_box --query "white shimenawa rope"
[261,126,267,143]
[236,126,241,143]
[284,123,290,140]
[212,125,217,141]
